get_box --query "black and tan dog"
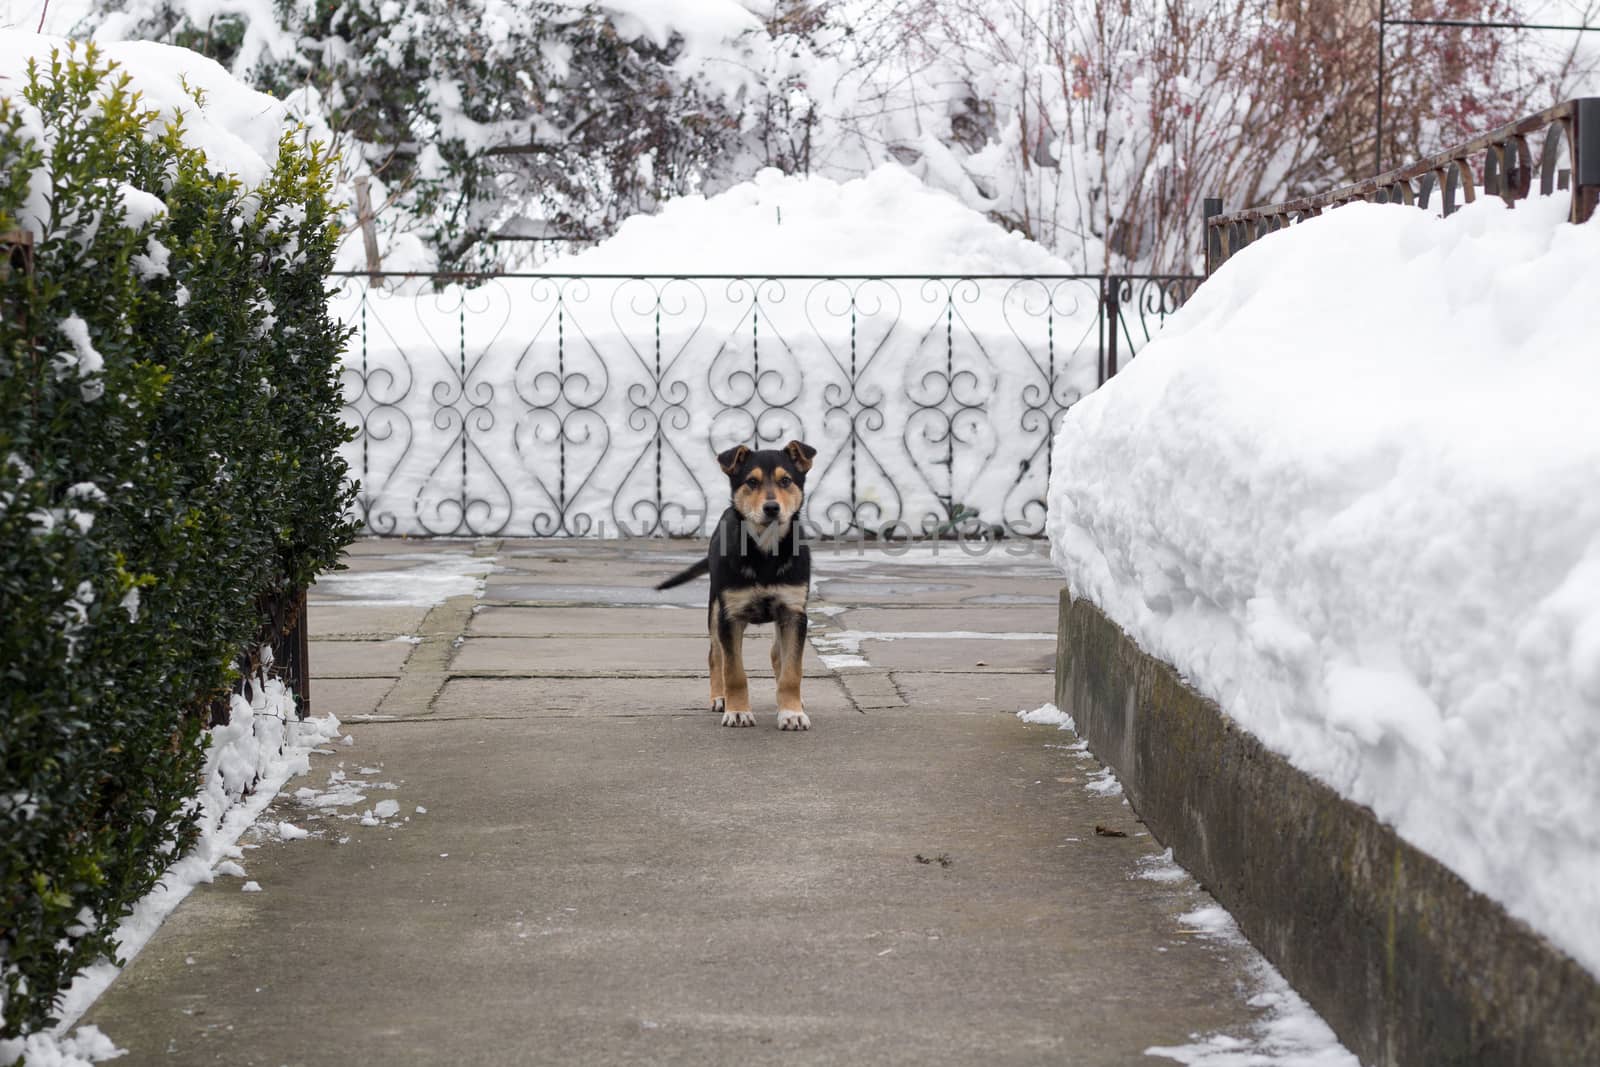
[655,440,818,730]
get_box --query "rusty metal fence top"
[1205,97,1600,273]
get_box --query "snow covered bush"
[0,40,355,1039]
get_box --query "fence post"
[294,586,311,719]
[266,586,312,720]
[354,177,382,286]
[2,230,34,360]
[1576,98,1600,223]
[2,229,33,277]
[1203,197,1223,276]
[1103,275,1122,381]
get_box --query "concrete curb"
[1053,591,1600,1067]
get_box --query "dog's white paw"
[721,710,755,727]
[711,697,725,714]
[777,708,810,731]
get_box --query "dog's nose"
[762,501,782,519]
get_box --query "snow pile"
[1016,702,1073,728]
[551,166,1078,275]
[49,665,342,1031]
[0,33,289,231]
[338,167,1092,537]
[1047,194,1600,975]
[0,1025,123,1066]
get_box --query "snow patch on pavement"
[1147,903,1358,1067]
[311,553,494,606]
[0,1024,124,1066]
[1016,702,1074,729]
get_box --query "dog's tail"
[655,558,709,591]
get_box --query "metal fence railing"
[332,272,1202,539]
[1206,97,1599,273]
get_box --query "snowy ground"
[1048,192,1600,978]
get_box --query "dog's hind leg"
[717,608,753,727]
[774,608,809,731]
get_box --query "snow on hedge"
[1047,194,1600,976]
[337,166,1091,536]
[0,33,288,209]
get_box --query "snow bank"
[550,165,1079,275]
[1047,194,1600,975]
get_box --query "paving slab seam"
[373,593,480,718]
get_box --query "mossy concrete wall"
[1054,590,1600,1067]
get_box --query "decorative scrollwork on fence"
[332,273,1200,538]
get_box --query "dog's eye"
[745,479,760,490]
[777,477,792,488]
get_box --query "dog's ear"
[717,444,751,475]
[783,440,817,473]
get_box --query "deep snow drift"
[548,165,1078,275]
[1047,193,1600,976]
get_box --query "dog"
[655,440,818,730]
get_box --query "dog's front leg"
[709,637,725,714]
[775,609,809,731]
[717,609,753,727]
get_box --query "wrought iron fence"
[1207,97,1599,273]
[332,272,1200,539]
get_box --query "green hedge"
[0,46,356,1038]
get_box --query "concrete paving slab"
[847,637,1057,672]
[813,576,1061,606]
[448,636,830,677]
[434,675,854,719]
[309,676,397,719]
[807,543,1055,571]
[836,672,907,710]
[502,539,699,558]
[331,553,459,574]
[309,639,416,678]
[486,560,691,585]
[469,605,708,637]
[340,537,492,557]
[484,581,704,607]
[308,603,430,638]
[83,712,1265,1066]
[891,672,1055,715]
[835,605,1061,634]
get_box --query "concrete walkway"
[83,539,1283,1065]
